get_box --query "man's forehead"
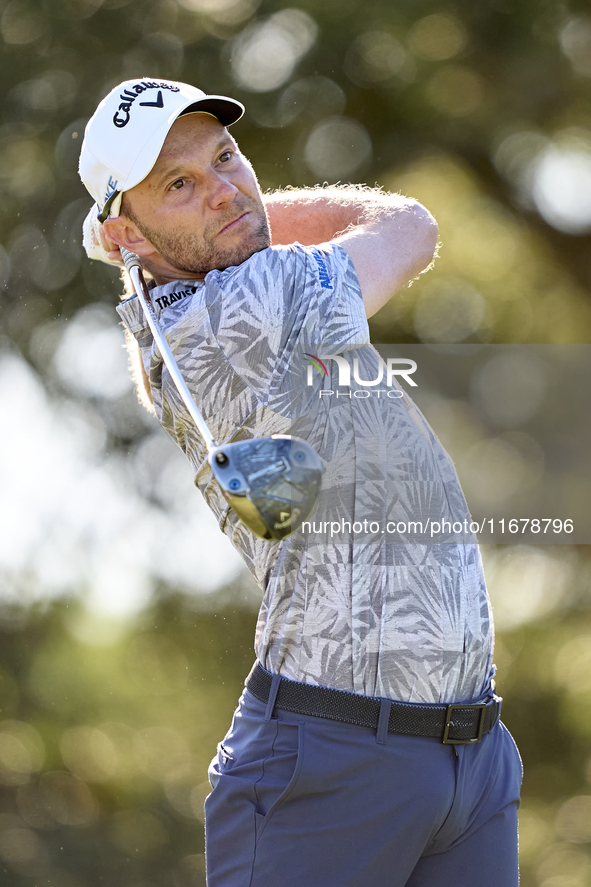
[124,113,238,203]
[156,112,233,162]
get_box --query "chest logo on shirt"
[154,286,197,311]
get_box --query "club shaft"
[121,248,218,450]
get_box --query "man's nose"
[206,171,239,209]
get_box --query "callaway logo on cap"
[78,78,244,222]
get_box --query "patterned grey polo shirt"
[116,243,494,705]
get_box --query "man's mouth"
[218,212,250,235]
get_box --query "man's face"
[121,113,270,277]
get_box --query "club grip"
[121,247,142,274]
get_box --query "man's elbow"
[409,203,439,276]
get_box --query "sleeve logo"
[311,250,333,289]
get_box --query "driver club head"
[209,435,322,541]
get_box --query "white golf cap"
[79,77,244,222]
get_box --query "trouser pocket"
[253,720,302,816]
[205,713,304,886]
[209,717,302,813]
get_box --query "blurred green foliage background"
[0,0,591,884]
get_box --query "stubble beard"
[128,197,272,277]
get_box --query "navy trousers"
[205,685,523,887]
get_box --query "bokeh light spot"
[535,843,591,884]
[304,117,372,180]
[532,141,591,234]
[10,71,77,112]
[39,771,98,826]
[425,66,484,117]
[462,437,532,504]
[485,547,570,630]
[124,634,189,695]
[164,765,203,819]
[493,129,549,201]
[190,780,212,821]
[53,303,133,400]
[414,279,485,343]
[344,31,406,85]
[178,0,260,25]
[560,16,591,77]
[0,826,48,876]
[231,9,317,92]
[517,805,554,864]
[408,14,468,61]
[0,140,54,202]
[1,1,46,44]
[137,727,191,782]
[60,726,120,783]
[177,853,206,884]
[266,76,345,129]
[0,721,44,786]
[470,351,548,428]
[450,209,519,281]
[10,223,80,290]
[16,783,61,830]
[555,636,591,695]
[109,809,168,856]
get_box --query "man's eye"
[169,179,185,191]
[219,151,232,162]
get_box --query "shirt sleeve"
[202,241,370,407]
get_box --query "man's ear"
[102,216,156,258]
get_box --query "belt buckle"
[442,702,487,745]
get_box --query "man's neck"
[151,267,206,286]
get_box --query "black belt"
[246,662,501,745]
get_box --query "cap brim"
[181,96,244,127]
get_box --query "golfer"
[79,78,522,887]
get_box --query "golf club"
[121,248,322,541]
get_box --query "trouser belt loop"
[376,700,391,745]
[265,674,282,721]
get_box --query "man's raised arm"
[265,186,438,318]
[88,183,438,320]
